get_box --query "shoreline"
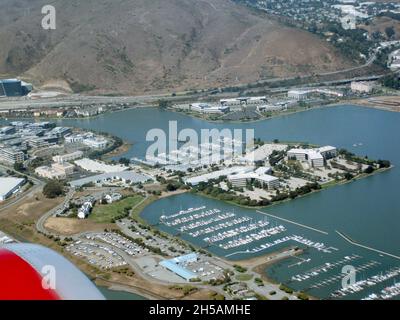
[95,278,164,300]
[329,97,400,113]
[2,98,398,128]
[103,141,132,159]
[169,96,400,124]
[190,165,393,214]
[167,103,336,124]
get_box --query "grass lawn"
[235,274,253,281]
[130,195,158,224]
[90,195,144,223]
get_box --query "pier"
[256,210,329,235]
[336,230,400,261]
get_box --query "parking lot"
[66,240,127,269]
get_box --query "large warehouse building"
[160,253,198,282]
[0,177,25,201]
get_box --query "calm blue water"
[97,286,147,300]
[2,105,399,299]
[47,105,400,163]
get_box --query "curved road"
[36,188,75,235]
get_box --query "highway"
[0,49,387,114]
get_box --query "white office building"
[78,201,93,219]
[318,146,338,159]
[287,146,337,168]
[82,137,108,149]
[35,162,75,180]
[228,171,280,190]
[287,149,309,161]
[184,166,255,186]
[308,151,324,168]
[53,151,84,164]
[351,81,376,93]
[288,90,311,101]
[190,103,230,114]
[0,147,25,164]
[220,96,267,109]
[74,158,128,173]
[70,171,151,188]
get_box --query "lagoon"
[2,104,399,299]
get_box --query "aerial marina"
[178,212,236,233]
[309,260,381,289]
[332,267,400,299]
[142,189,400,300]
[189,216,253,238]
[161,208,222,227]
[363,282,400,300]
[291,254,362,283]
[158,205,341,257]
[219,226,287,250]
[204,220,270,243]
[160,206,206,221]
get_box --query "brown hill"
[0,0,354,94]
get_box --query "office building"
[287,146,337,168]
[351,81,376,93]
[189,103,230,114]
[0,147,25,164]
[53,151,84,164]
[228,169,280,190]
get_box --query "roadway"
[35,188,75,235]
[0,50,387,114]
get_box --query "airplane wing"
[0,243,105,300]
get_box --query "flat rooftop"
[0,177,25,197]
[75,158,128,173]
[70,171,151,187]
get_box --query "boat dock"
[336,230,400,261]
[256,210,329,235]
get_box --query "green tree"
[13,162,25,172]
[43,181,65,198]
[119,157,131,166]
[158,100,171,109]
[364,166,375,174]
[385,26,395,39]
[380,73,400,89]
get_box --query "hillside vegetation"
[0,0,353,94]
